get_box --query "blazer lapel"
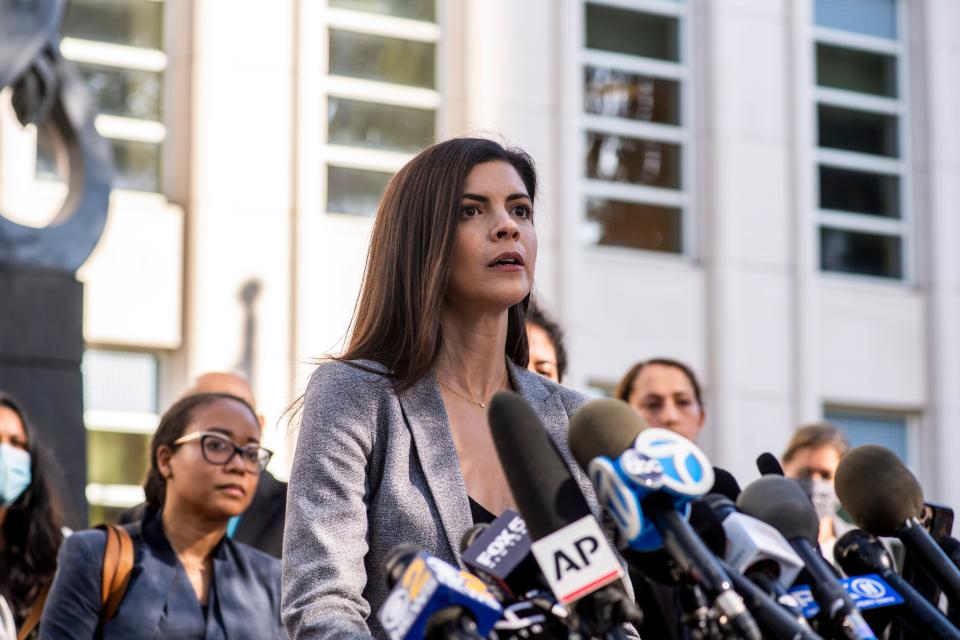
[397,370,472,562]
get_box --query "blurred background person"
[119,372,287,558]
[525,301,567,383]
[41,392,284,639]
[615,358,705,441]
[782,422,851,549]
[0,393,63,636]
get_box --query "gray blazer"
[282,359,625,639]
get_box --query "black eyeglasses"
[173,431,273,472]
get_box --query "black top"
[468,497,496,525]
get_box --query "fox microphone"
[487,392,641,640]
[738,475,877,640]
[835,445,960,608]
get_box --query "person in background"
[41,392,285,639]
[615,357,705,441]
[0,392,63,635]
[525,301,567,383]
[782,423,851,548]
[119,372,287,558]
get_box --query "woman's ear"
[156,444,175,479]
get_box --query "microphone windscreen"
[487,391,591,540]
[384,543,419,588]
[711,467,742,501]
[834,445,924,537]
[756,452,785,476]
[737,476,819,543]
[690,499,728,557]
[460,523,489,555]
[568,398,645,470]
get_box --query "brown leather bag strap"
[95,523,135,636]
[16,582,51,640]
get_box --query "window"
[82,349,161,524]
[825,407,910,463]
[582,1,688,254]
[323,1,439,216]
[38,0,167,193]
[813,0,908,279]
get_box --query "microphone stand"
[677,584,724,640]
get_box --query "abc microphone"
[737,475,878,640]
[568,398,761,640]
[835,445,960,609]
[834,529,960,640]
[487,392,641,640]
[377,544,502,640]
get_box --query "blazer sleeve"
[281,361,382,640]
[38,530,106,640]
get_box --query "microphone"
[834,529,960,640]
[487,392,641,639]
[835,445,960,607]
[738,475,878,640]
[757,452,786,476]
[711,467,743,501]
[378,544,503,640]
[568,398,761,640]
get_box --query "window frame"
[578,0,695,259]
[813,0,914,284]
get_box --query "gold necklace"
[438,371,508,409]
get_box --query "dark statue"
[0,0,115,526]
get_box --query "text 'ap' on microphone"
[568,398,762,640]
[834,528,960,640]
[377,544,502,640]
[835,444,960,609]
[738,475,878,640]
[487,391,642,639]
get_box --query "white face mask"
[796,476,839,521]
[0,444,32,508]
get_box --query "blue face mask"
[0,444,32,508]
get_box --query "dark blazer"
[282,359,636,640]
[117,470,287,559]
[40,510,286,639]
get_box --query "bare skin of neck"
[436,305,517,516]
[161,497,228,605]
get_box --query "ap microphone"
[378,544,502,640]
[757,452,786,476]
[738,475,878,640]
[834,529,960,640]
[487,392,641,639]
[568,398,761,640]
[835,445,960,607]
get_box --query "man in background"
[118,372,287,558]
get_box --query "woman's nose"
[491,208,520,240]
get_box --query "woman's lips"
[217,484,246,498]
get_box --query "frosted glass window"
[327,165,393,216]
[82,349,159,414]
[815,0,897,40]
[329,0,435,22]
[825,409,908,462]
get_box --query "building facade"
[1,0,958,521]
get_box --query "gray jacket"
[282,358,623,639]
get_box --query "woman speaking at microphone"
[282,138,608,639]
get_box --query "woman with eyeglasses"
[39,392,286,639]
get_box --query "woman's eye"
[207,439,229,451]
[513,205,532,218]
[461,205,481,217]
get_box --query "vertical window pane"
[87,431,151,485]
[818,105,898,157]
[585,4,680,61]
[815,0,897,40]
[825,409,908,462]
[329,0,435,22]
[328,97,434,153]
[327,165,393,216]
[586,133,681,189]
[586,199,682,253]
[63,0,164,49]
[76,63,164,121]
[110,139,162,192]
[329,29,435,89]
[820,228,902,278]
[584,67,680,125]
[819,165,899,218]
[82,349,159,413]
[816,44,897,97]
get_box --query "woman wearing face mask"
[282,138,637,639]
[40,392,285,639]
[0,392,63,636]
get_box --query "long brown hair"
[339,137,538,390]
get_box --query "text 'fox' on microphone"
[486,391,642,640]
[567,398,761,640]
